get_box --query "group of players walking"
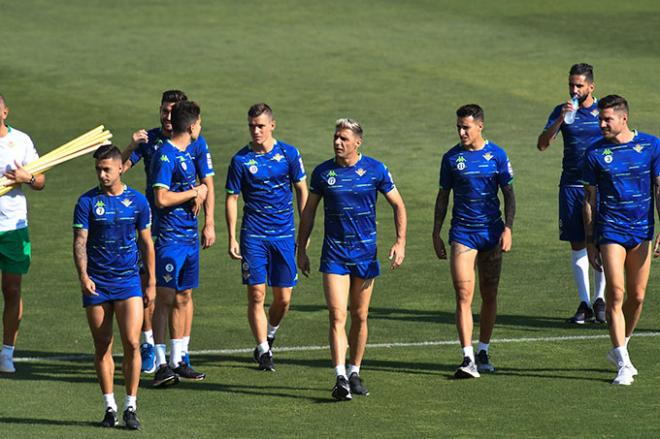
[0,62,658,429]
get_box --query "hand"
[191,184,208,216]
[228,237,242,260]
[143,283,156,307]
[80,275,98,296]
[3,161,33,185]
[654,234,660,258]
[432,233,447,260]
[560,100,577,117]
[297,249,310,277]
[388,240,405,269]
[201,223,216,249]
[586,243,602,272]
[500,226,512,252]
[129,129,149,148]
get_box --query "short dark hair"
[569,63,594,83]
[171,101,201,134]
[161,90,188,105]
[248,103,273,119]
[598,94,629,114]
[456,104,484,122]
[93,144,122,161]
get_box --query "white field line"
[13,331,660,363]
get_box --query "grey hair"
[335,118,363,138]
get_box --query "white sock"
[182,336,190,354]
[593,269,606,301]
[1,344,15,358]
[571,249,591,305]
[625,336,631,348]
[477,341,489,354]
[462,346,474,361]
[103,393,117,411]
[335,364,347,378]
[169,339,183,368]
[267,323,279,339]
[142,330,154,346]
[257,341,270,355]
[155,344,167,367]
[348,364,360,376]
[614,346,631,367]
[124,395,137,411]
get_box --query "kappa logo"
[603,148,613,164]
[272,153,284,162]
[327,170,337,185]
[163,274,172,283]
[95,200,105,216]
[483,152,493,161]
[165,263,174,273]
[356,168,366,177]
[456,155,466,171]
[633,144,644,153]
[160,154,169,162]
[121,198,132,207]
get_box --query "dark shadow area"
[492,366,612,383]
[0,417,98,428]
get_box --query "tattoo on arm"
[433,190,450,234]
[73,229,88,279]
[502,185,516,229]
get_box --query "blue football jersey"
[544,99,602,186]
[225,140,306,239]
[130,128,214,205]
[73,186,151,287]
[310,155,395,263]
[439,141,513,229]
[151,141,199,244]
[583,131,660,237]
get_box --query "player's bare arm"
[121,129,149,167]
[154,184,207,212]
[537,102,572,151]
[138,227,156,307]
[582,184,601,271]
[225,193,242,260]
[73,228,96,296]
[384,188,407,269]
[653,175,660,257]
[200,175,215,249]
[296,192,321,277]
[3,161,45,190]
[432,189,450,260]
[501,184,515,252]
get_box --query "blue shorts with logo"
[240,237,297,287]
[320,260,381,279]
[449,222,504,252]
[559,186,586,242]
[598,227,652,249]
[156,241,199,291]
[82,275,142,307]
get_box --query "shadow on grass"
[0,417,98,427]
[0,360,98,385]
[492,366,612,383]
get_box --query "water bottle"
[563,95,579,125]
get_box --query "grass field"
[2,0,660,437]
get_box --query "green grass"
[1,0,660,437]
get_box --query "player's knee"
[93,336,113,354]
[349,308,369,325]
[625,293,645,307]
[455,289,473,305]
[175,291,191,306]
[272,295,290,310]
[328,308,347,326]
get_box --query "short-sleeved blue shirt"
[225,140,306,239]
[73,186,151,287]
[130,128,214,204]
[544,100,602,186]
[151,140,199,244]
[583,131,660,237]
[310,155,395,263]
[439,141,513,229]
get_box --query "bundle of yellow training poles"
[0,125,112,196]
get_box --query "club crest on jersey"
[483,152,493,161]
[356,168,366,177]
[602,148,613,163]
[163,274,172,283]
[633,144,644,153]
[246,159,258,174]
[327,170,337,185]
[591,109,599,117]
[456,155,466,171]
[272,153,284,162]
[94,201,105,216]
[121,198,133,207]
[165,263,174,273]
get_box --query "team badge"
[591,109,599,117]
[94,200,105,216]
[483,152,493,161]
[242,261,250,279]
[327,170,337,185]
[456,156,466,171]
[356,168,366,177]
[272,153,284,162]
[165,263,174,273]
[633,144,644,153]
[163,274,172,283]
[121,198,132,207]
[602,148,613,163]
[249,165,258,174]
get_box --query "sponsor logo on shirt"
[327,170,337,185]
[95,201,105,216]
[456,155,466,171]
[602,148,613,164]
[165,263,174,272]
[246,159,258,174]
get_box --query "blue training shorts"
[598,227,652,249]
[559,186,585,242]
[156,241,199,291]
[320,260,380,279]
[240,237,297,287]
[449,222,503,252]
[82,275,142,307]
